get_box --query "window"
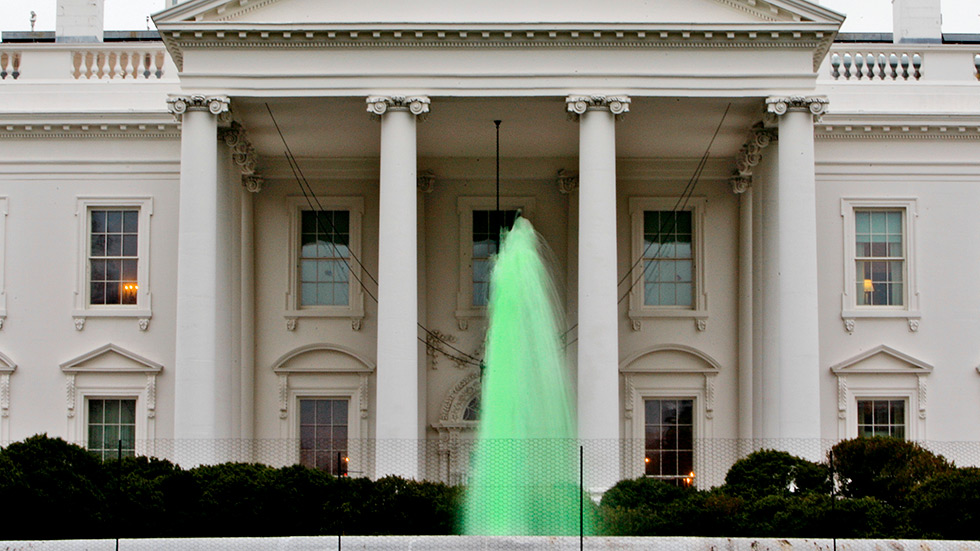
[89,210,139,306]
[855,210,903,306]
[471,210,517,307]
[463,396,481,421]
[299,398,349,475]
[285,197,364,329]
[840,198,919,329]
[73,197,153,327]
[628,198,706,330]
[642,211,693,307]
[857,399,906,439]
[87,398,136,460]
[644,398,694,485]
[455,197,534,329]
[300,210,350,307]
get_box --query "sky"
[0,0,977,33]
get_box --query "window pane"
[91,235,106,257]
[333,400,348,424]
[105,399,121,423]
[891,400,905,424]
[677,400,693,425]
[104,425,119,449]
[106,234,122,257]
[88,425,104,451]
[91,210,106,233]
[645,401,660,425]
[122,235,138,257]
[870,211,886,233]
[123,211,138,233]
[855,211,870,233]
[106,211,123,232]
[89,399,104,423]
[105,282,120,304]
[316,400,332,424]
[122,259,138,281]
[300,400,315,423]
[120,400,136,423]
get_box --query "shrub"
[829,437,951,505]
[0,434,110,540]
[724,449,830,500]
[909,467,980,540]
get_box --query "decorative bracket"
[219,121,264,193]
[557,169,579,194]
[417,169,436,193]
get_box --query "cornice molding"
[816,114,980,140]
[0,113,180,140]
[157,26,834,71]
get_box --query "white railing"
[820,44,980,84]
[0,42,177,82]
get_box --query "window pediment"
[620,344,722,374]
[59,344,163,374]
[271,344,375,374]
[829,345,933,375]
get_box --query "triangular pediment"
[155,0,843,26]
[830,345,933,375]
[60,344,163,374]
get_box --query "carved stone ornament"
[0,373,10,418]
[837,376,848,419]
[631,319,641,332]
[366,96,431,120]
[733,127,776,181]
[765,96,829,118]
[278,374,288,419]
[417,169,436,193]
[166,95,230,119]
[243,175,263,193]
[65,373,76,419]
[351,318,362,332]
[138,318,150,331]
[0,317,4,330]
[908,319,920,332]
[696,319,707,332]
[145,374,157,419]
[917,375,927,420]
[73,317,85,331]
[704,374,716,419]
[843,318,855,334]
[566,95,631,121]
[557,169,579,194]
[285,318,297,331]
[426,329,458,370]
[729,175,752,194]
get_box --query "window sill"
[454,308,486,331]
[628,309,708,332]
[284,308,365,332]
[840,309,921,334]
[72,309,152,331]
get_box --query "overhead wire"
[266,103,483,369]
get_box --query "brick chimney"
[56,0,104,43]
[892,0,942,43]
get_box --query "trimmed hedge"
[1,435,976,539]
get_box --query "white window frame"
[284,196,364,330]
[641,396,698,484]
[840,198,919,329]
[73,197,153,327]
[628,197,707,331]
[854,397,910,439]
[830,344,930,440]
[61,344,162,455]
[455,196,535,330]
[295,395,354,474]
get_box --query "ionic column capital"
[765,96,828,118]
[730,175,753,194]
[566,95,631,121]
[166,95,230,120]
[366,95,431,120]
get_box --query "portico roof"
[153,0,843,95]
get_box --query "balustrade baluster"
[854,53,864,79]
[877,54,887,79]
[843,53,852,79]
[154,51,165,79]
[912,54,922,79]
[0,52,8,80]
[900,53,910,79]
[830,53,841,79]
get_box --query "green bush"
[724,449,830,500]
[829,437,951,505]
[909,467,980,540]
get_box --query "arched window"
[463,397,480,421]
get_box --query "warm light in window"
[863,279,874,293]
[644,457,650,463]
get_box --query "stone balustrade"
[0,43,176,82]
[820,44,980,84]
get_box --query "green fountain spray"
[462,216,589,535]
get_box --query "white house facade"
[1,0,978,490]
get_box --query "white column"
[368,95,430,480]
[764,96,827,449]
[168,95,230,465]
[567,95,629,493]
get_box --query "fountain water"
[462,216,590,535]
